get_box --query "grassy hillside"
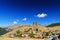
[1,23,60,40]
[2,23,48,38]
[46,23,60,27]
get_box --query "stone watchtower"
[32,22,39,30]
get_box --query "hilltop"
[2,22,48,37]
[0,22,60,40]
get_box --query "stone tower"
[32,22,39,30]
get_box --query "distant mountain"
[3,24,21,31]
[46,23,60,27]
[0,24,21,36]
[0,27,8,36]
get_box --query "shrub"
[45,32,49,36]
[36,28,38,32]
[52,33,55,35]
[28,28,32,31]
[16,30,22,37]
[29,31,35,38]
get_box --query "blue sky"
[0,0,60,26]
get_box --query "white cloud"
[13,21,18,24]
[22,18,27,21]
[36,13,47,18]
[13,19,19,24]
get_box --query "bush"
[29,31,35,38]
[28,28,32,31]
[16,33,22,37]
[36,28,38,32]
[16,30,22,37]
[52,33,55,35]
[45,32,49,36]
